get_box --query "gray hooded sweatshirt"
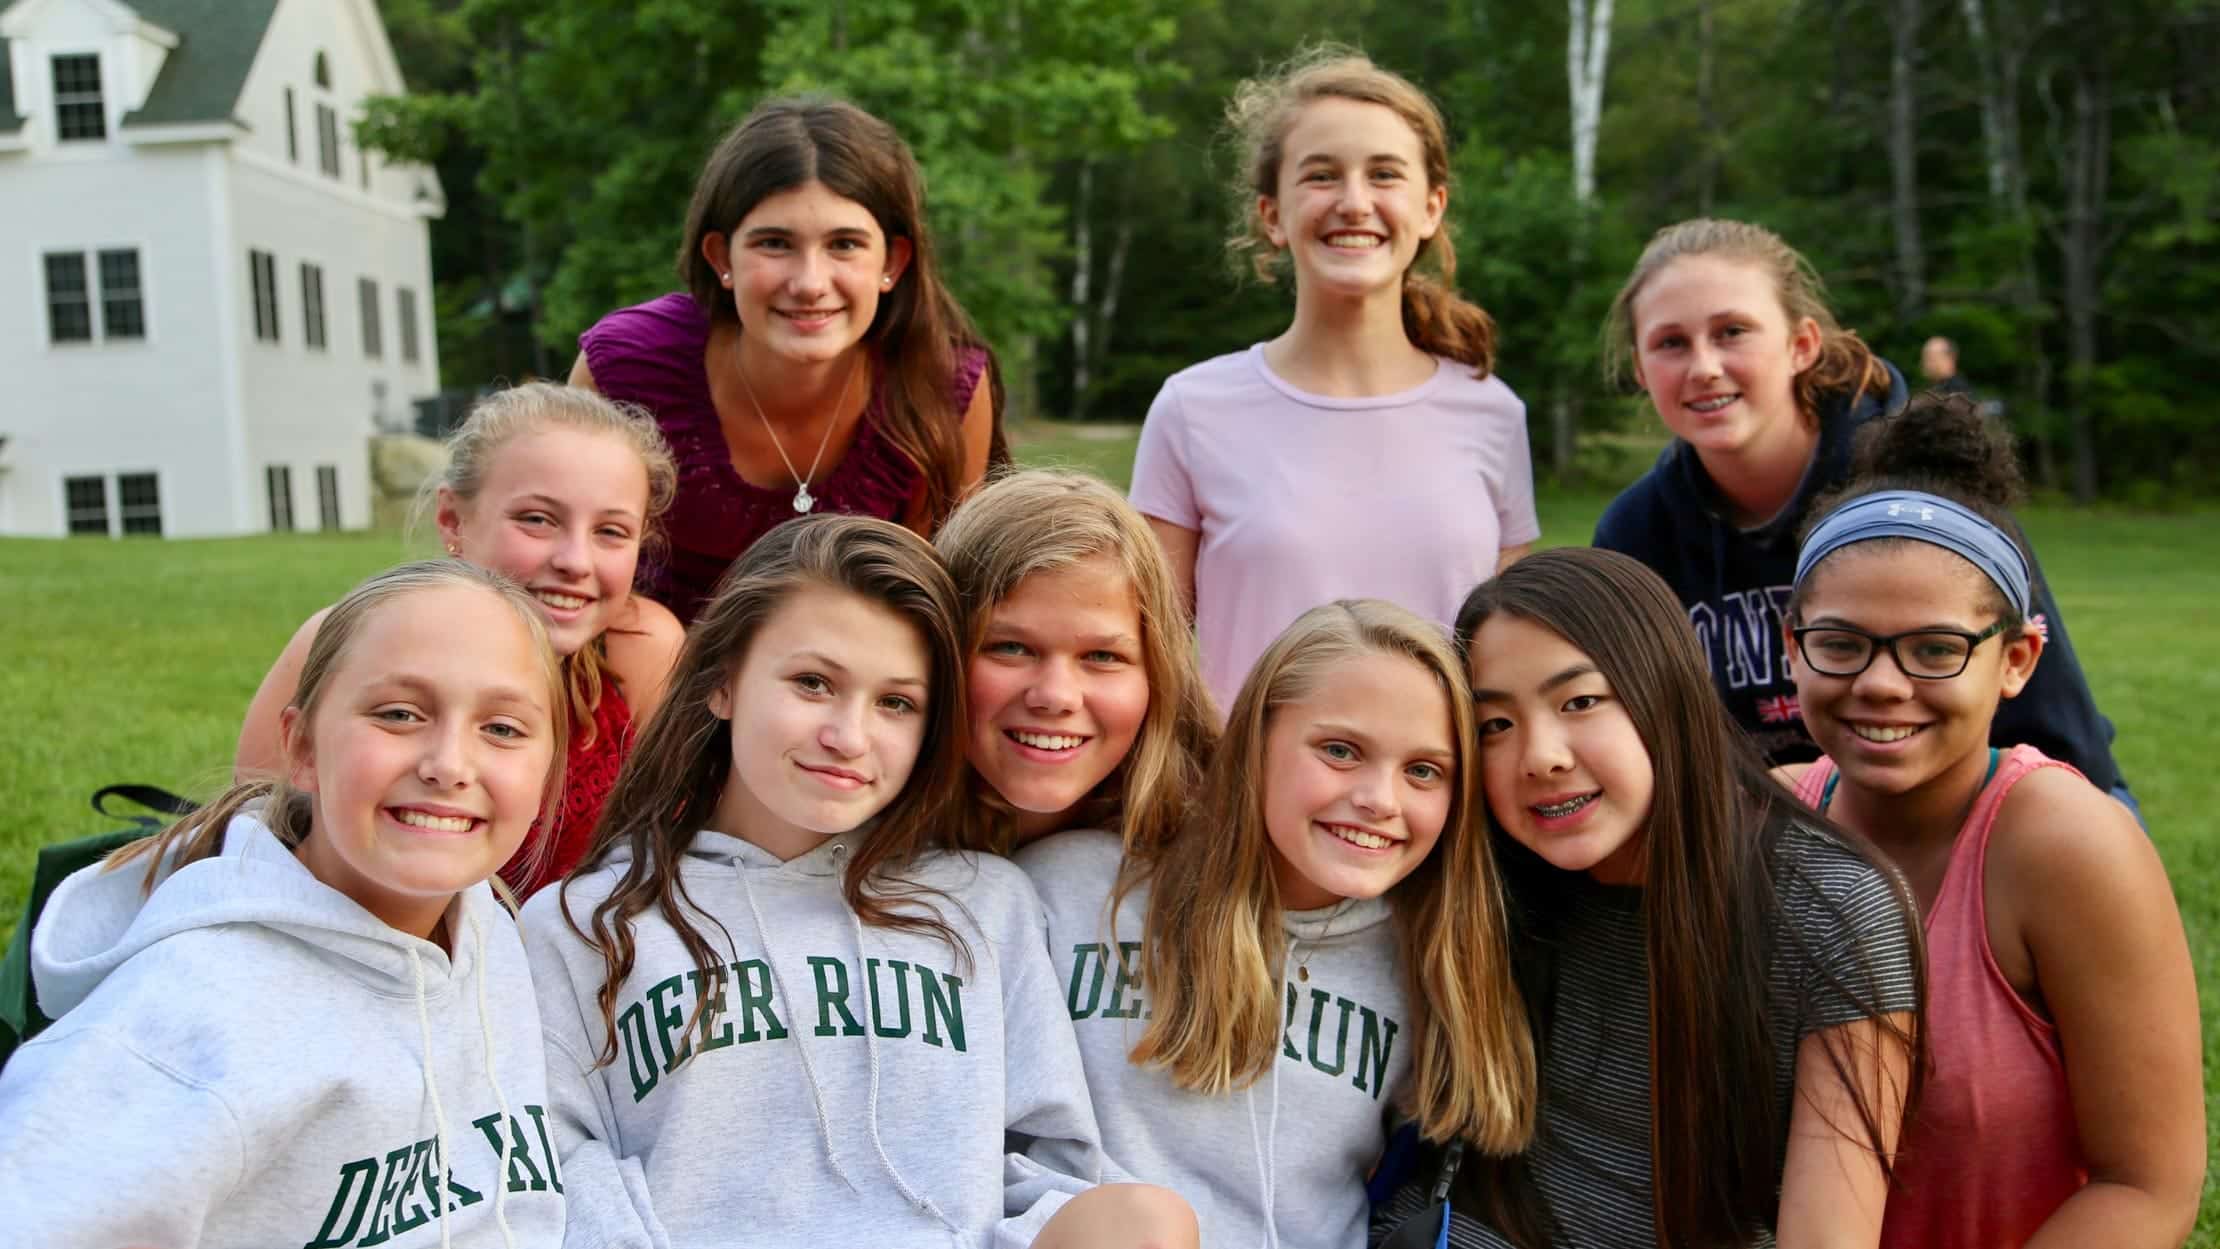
[0,812,564,1249]
[1015,830,1410,1249]
[519,828,1111,1249]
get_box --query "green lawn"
[4,423,2215,1240]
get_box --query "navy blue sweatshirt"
[1593,362,2123,792]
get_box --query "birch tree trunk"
[1069,159,1094,420]
[2059,53,2110,502]
[1557,0,1615,477]
[1697,0,1719,214]
[1888,0,1926,323]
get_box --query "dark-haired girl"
[1131,48,1538,715]
[573,96,1001,625]
[1782,396,2201,1248]
[1593,219,2129,806]
[519,515,1195,1249]
[1376,547,1921,1249]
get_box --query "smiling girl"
[1130,49,1538,714]
[238,383,680,897]
[1017,599,1534,1249]
[933,468,1216,855]
[1782,396,2201,1248]
[1376,547,1920,1249]
[1,561,567,1246]
[572,96,1001,626]
[1592,219,2128,805]
[519,514,1194,1249]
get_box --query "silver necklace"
[734,344,860,513]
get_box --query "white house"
[0,0,444,537]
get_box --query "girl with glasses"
[1783,394,2201,1248]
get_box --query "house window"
[285,87,298,162]
[52,54,105,141]
[64,475,108,535]
[316,103,341,178]
[43,252,91,343]
[117,472,161,535]
[301,263,327,349]
[249,250,280,342]
[360,277,383,358]
[314,52,331,90]
[98,249,145,340]
[397,287,420,363]
[267,465,295,531]
[317,465,341,529]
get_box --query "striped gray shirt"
[1376,822,1918,1248]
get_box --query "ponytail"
[1404,271,1497,375]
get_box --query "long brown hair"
[1128,600,1534,1152]
[932,468,1217,859]
[1453,548,1923,1247]
[678,96,992,531]
[111,561,567,894]
[1226,45,1498,375]
[570,514,971,1065]
[1604,218,1893,425]
[425,381,678,750]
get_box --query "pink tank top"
[1796,745,2087,1247]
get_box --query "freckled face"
[1630,255,1821,461]
[965,558,1151,843]
[1469,614,1654,885]
[1261,651,1457,911]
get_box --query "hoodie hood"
[34,811,492,1019]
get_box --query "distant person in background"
[1130,47,1538,714]
[572,96,1001,625]
[1592,219,2132,811]
[1919,335,1974,398]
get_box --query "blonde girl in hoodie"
[0,560,568,1248]
[933,468,1217,856]
[1015,600,1536,1249]
[520,514,1196,1249]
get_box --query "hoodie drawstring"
[408,945,457,1249]
[1247,941,1292,1249]
[850,903,961,1242]
[469,913,518,1249]
[739,862,865,1196]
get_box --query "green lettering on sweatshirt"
[1102,941,1146,1020]
[1354,1007,1398,1100]
[302,1157,378,1249]
[473,1111,550,1192]
[525,1104,565,1194]
[732,958,789,1042]
[686,966,737,1053]
[1066,942,1109,1019]
[618,1001,659,1102]
[1303,991,1356,1078]
[918,968,966,1051]
[646,973,692,1070]
[867,958,914,1039]
[355,1143,415,1246]
[384,1140,433,1237]
[811,956,865,1037]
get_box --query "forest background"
[360,0,2218,501]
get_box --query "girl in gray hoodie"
[0,560,572,1248]
[521,514,1195,1249]
[1016,600,1538,1249]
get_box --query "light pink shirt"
[1130,344,1540,713]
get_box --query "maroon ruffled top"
[501,677,633,900]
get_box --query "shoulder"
[1989,755,2154,918]
[1770,821,1915,953]
[606,594,684,672]
[1593,454,1676,550]
[1011,827,1124,881]
[579,294,709,380]
[950,341,992,404]
[1438,364,1527,415]
[517,866,619,950]
[906,849,1050,936]
[1150,348,1263,411]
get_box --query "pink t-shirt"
[1130,344,1539,713]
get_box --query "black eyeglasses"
[1791,621,2006,680]
[1378,1140,1464,1249]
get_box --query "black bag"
[0,785,197,1066]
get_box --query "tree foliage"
[365,0,2219,496]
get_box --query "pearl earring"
[445,543,459,556]
[882,275,894,289]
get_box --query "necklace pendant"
[793,485,814,513]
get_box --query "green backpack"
[0,786,193,1068]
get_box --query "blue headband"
[1794,489,2032,617]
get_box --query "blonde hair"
[111,561,568,899]
[1128,600,1535,1150]
[933,468,1217,858]
[1604,218,1893,425]
[425,381,678,748]
[1226,45,1497,375]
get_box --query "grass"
[5,422,2216,1241]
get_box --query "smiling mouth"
[777,307,842,321]
[1321,822,1397,850]
[388,807,480,834]
[534,589,591,612]
[1687,394,1739,413]
[1849,723,1928,743]
[1532,793,1599,819]
[1007,729,1089,752]
[1322,232,1384,249]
